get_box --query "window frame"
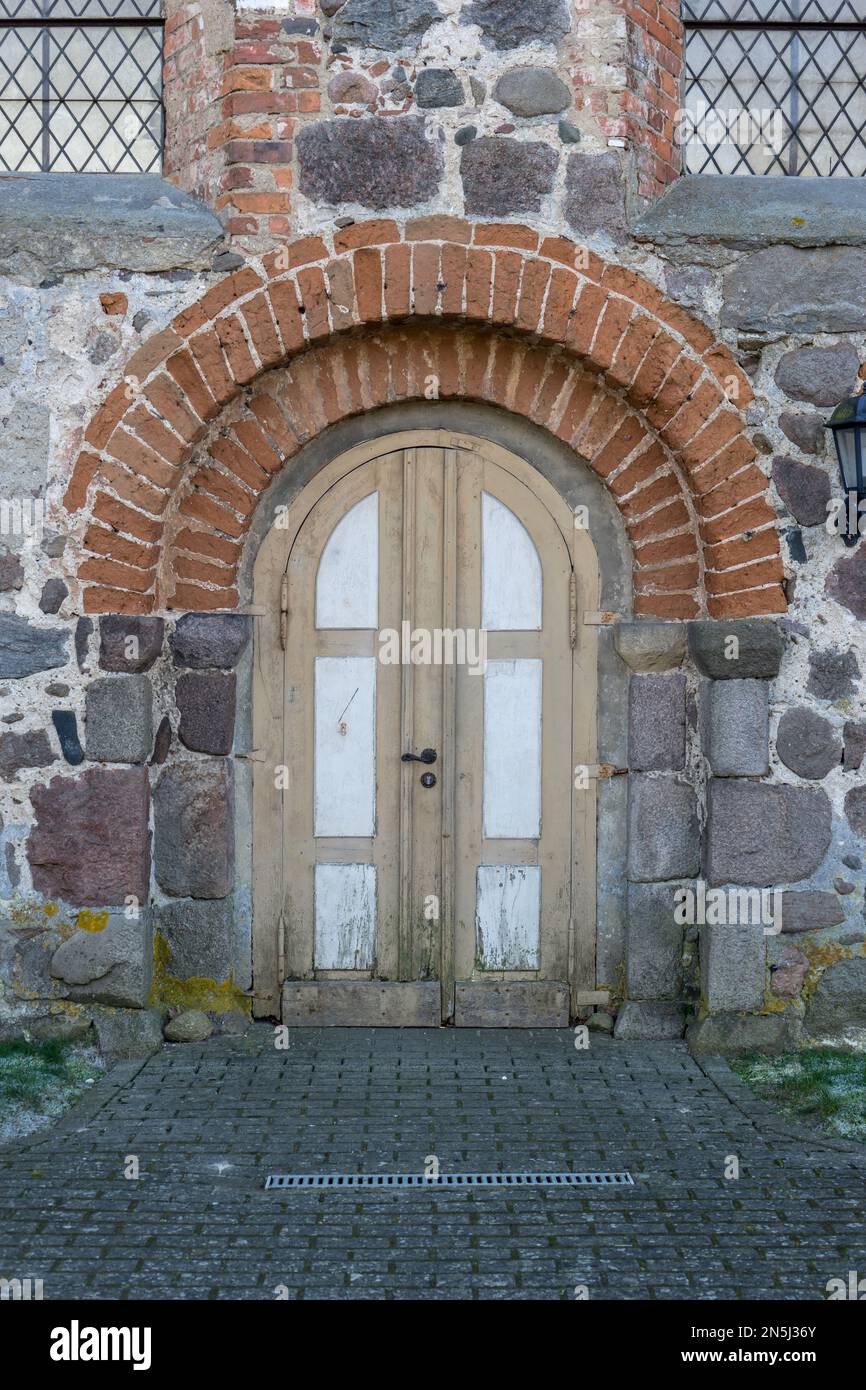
[0,0,165,174]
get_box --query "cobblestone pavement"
[2,1027,865,1300]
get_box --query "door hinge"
[569,571,577,648]
[279,574,288,650]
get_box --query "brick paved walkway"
[2,1027,865,1300]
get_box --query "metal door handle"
[401,747,437,764]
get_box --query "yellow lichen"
[76,909,110,934]
[150,932,249,1015]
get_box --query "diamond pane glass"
[684,3,866,174]
[0,18,162,171]
[0,1,161,18]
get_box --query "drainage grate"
[264,1170,634,1190]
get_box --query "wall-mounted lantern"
[827,389,866,546]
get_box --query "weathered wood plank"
[282,981,440,1026]
[454,981,569,1028]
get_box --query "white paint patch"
[316,491,378,629]
[315,863,376,970]
[481,492,542,630]
[314,656,376,837]
[476,864,541,969]
[483,658,542,838]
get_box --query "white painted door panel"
[314,655,376,838]
[476,864,541,969]
[482,658,542,840]
[315,863,376,970]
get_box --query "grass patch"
[0,1038,103,1145]
[731,1049,866,1141]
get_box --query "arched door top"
[63,219,784,623]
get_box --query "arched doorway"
[251,430,599,1025]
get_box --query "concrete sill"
[0,173,224,280]
[634,174,866,249]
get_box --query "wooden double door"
[252,431,598,1026]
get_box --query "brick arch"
[64,217,786,620]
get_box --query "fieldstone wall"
[1,1,866,1052]
[162,0,680,250]
[605,606,866,1048]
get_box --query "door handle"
[401,747,437,764]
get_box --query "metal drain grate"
[264,1170,634,1190]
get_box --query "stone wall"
[162,0,680,251]
[1,0,865,1053]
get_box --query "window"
[0,0,163,174]
[682,1,866,175]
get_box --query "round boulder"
[493,67,570,118]
[806,957,866,1038]
[164,1010,213,1043]
[844,784,866,838]
[775,707,841,779]
[774,343,859,407]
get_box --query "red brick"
[263,235,328,277]
[473,223,539,251]
[84,383,133,450]
[354,247,383,323]
[541,267,579,342]
[334,219,400,252]
[189,330,236,404]
[83,587,155,616]
[634,591,700,619]
[169,582,239,611]
[407,215,471,244]
[64,451,100,512]
[173,528,243,566]
[144,373,205,443]
[296,265,331,339]
[174,553,238,587]
[247,394,298,457]
[700,496,778,545]
[124,328,183,382]
[412,242,440,316]
[79,555,155,593]
[233,417,284,474]
[268,279,306,353]
[166,349,219,422]
[384,243,411,318]
[214,314,259,384]
[515,259,551,335]
[465,248,493,320]
[106,429,178,490]
[179,491,247,538]
[210,436,270,493]
[92,493,163,543]
[706,556,784,595]
[708,586,787,618]
[491,250,522,325]
[565,282,607,358]
[126,405,188,467]
[83,524,158,571]
[241,293,283,368]
[440,243,468,316]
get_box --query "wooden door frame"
[250,429,599,1021]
